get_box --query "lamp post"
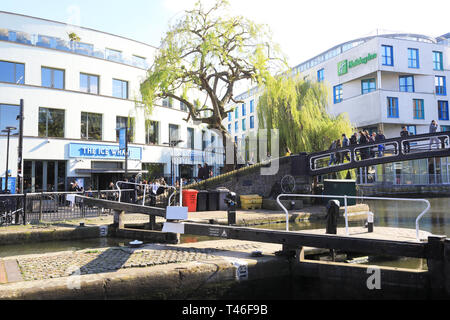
[164,140,183,186]
[2,126,17,193]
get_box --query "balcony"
[0,28,150,70]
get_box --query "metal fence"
[0,189,135,226]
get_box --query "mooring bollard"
[367,212,374,233]
[225,192,237,225]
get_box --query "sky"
[1,0,449,67]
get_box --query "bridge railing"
[307,131,450,175]
[276,193,430,242]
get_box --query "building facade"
[225,32,450,185]
[0,11,222,193]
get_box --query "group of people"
[196,163,213,181]
[328,130,387,165]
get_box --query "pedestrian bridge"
[291,131,450,176]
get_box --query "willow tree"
[258,76,354,155]
[140,0,284,169]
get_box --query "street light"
[163,140,184,186]
[2,126,17,193]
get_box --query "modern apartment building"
[0,11,222,193]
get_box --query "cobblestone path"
[17,243,262,281]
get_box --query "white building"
[226,32,450,185]
[0,11,222,193]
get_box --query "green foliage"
[139,0,285,134]
[258,76,354,154]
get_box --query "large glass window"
[242,103,246,116]
[162,97,173,108]
[242,118,246,131]
[106,48,123,63]
[408,48,419,68]
[116,116,134,143]
[435,76,447,96]
[317,68,324,82]
[80,73,99,94]
[41,67,64,89]
[413,99,424,120]
[382,45,394,66]
[187,127,195,149]
[235,121,238,133]
[228,123,231,133]
[387,97,399,118]
[112,79,128,99]
[0,104,20,135]
[250,100,255,113]
[250,116,255,129]
[438,101,449,121]
[361,79,376,94]
[333,84,343,103]
[235,107,239,119]
[228,112,232,122]
[433,51,443,71]
[169,124,180,144]
[145,120,159,145]
[81,112,102,141]
[399,75,414,92]
[0,61,24,84]
[38,107,65,138]
[180,101,187,111]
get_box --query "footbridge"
[291,131,450,177]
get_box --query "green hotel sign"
[338,53,377,76]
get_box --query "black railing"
[293,131,450,176]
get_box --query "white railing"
[115,180,182,207]
[276,194,430,242]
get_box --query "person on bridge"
[375,130,386,157]
[335,139,342,164]
[358,131,369,160]
[328,140,337,165]
[400,126,410,153]
[341,134,351,162]
[429,120,440,150]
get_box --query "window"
[162,97,173,108]
[228,112,232,121]
[132,55,146,68]
[211,134,216,150]
[0,104,20,135]
[145,120,159,145]
[399,75,414,92]
[227,123,231,133]
[41,67,64,89]
[202,130,206,151]
[361,79,376,94]
[187,127,195,149]
[436,76,447,95]
[80,73,99,94]
[438,101,449,121]
[387,97,399,118]
[406,125,416,136]
[235,107,239,119]
[250,116,255,129]
[433,51,443,71]
[74,42,93,56]
[242,103,246,116]
[441,126,450,132]
[381,45,394,66]
[112,79,128,99]
[235,121,238,133]
[333,84,343,103]
[180,101,187,111]
[250,100,255,113]
[81,112,102,141]
[317,68,324,82]
[242,119,246,131]
[234,136,237,143]
[169,124,180,144]
[38,107,64,138]
[106,48,122,63]
[116,116,134,143]
[0,61,24,84]
[413,99,424,120]
[408,48,419,68]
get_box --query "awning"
[75,169,148,174]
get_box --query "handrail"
[116,181,154,206]
[276,193,430,242]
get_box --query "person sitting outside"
[400,126,410,154]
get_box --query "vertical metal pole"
[125,122,128,177]
[17,99,24,194]
[344,195,349,236]
[4,129,10,192]
[179,178,182,207]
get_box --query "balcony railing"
[0,28,150,70]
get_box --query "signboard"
[338,53,377,76]
[119,128,127,150]
[1,177,16,194]
[69,143,142,160]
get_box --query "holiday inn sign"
[338,53,377,76]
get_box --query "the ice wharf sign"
[69,143,142,160]
[338,53,377,76]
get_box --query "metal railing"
[276,193,430,242]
